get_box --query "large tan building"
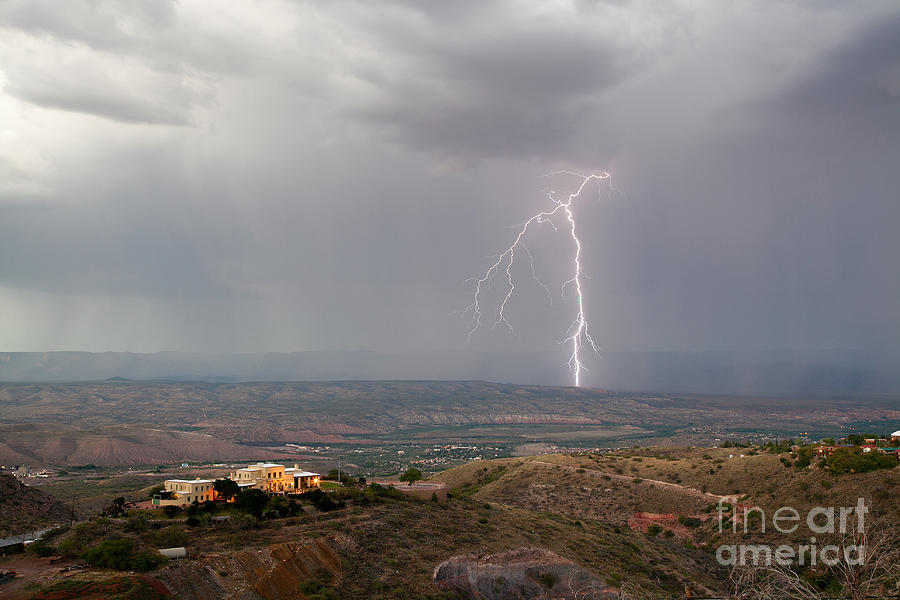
[153,479,215,506]
[285,466,320,491]
[230,463,287,492]
[229,463,319,493]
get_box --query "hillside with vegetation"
[3,442,897,599]
[6,475,726,599]
[438,447,900,531]
[0,473,73,538]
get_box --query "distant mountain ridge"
[0,349,897,394]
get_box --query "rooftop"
[166,479,213,484]
[285,469,319,477]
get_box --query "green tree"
[103,496,126,518]
[828,447,897,474]
[399,467,423,485]
[146,484,165,500]
[213,478,240,502]
[795,446,814,468]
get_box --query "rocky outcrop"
[433,547,617,600]
[159,538,341,600]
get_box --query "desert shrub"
[535,572,557,588]
[268,496,302,518]
[57,539,80,558]
[186,500,211,516]
[300,488,346,512]
[677,515,702,528]
[299,579,339,599]
[152,525,188,547]
[235,489,270,517]
[231,514,259,530]
[646,524,662,536]
[81,539,164,571]
[28,539,55,557]
[73,519,106,539]
[125,514,149,532]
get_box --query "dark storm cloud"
[334,1,670,158]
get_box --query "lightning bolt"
[464,170,614,387]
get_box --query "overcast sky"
[1,0,898,359]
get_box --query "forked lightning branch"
[464,171,615,387]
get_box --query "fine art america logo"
[715,497,868,567]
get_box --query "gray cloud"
[328,1,675,159]
[0,1,897,387]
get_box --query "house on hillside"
[153,479,215,506]
[891,431,900,444]
[229,462,320,494]
[814,446,837,457]
[151,462,320,507]
[230,463,288,493]
[284,466,320,491]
